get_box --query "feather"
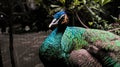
[39,10,120,67]
[39,26,120,67]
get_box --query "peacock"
[39,10,120,67]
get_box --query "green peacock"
[39,10,120,67]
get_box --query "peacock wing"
[69,49,102,67]
[60,27,90,66]
[61,27,88,54]
[83,29,120,67]
[83,29,120,51]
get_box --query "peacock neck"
[57,24,67,33]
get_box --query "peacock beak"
[49,14,65,28]
[49,19,58,28]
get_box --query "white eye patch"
[49,14,65,28]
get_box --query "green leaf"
[50,5,60,8]
[103,0,111,5]
[99,0,111,6]
[88,22,94,26]
[60,0,65,4]
[82,0,86,4]
[94,0,99,2]
[73,0,81,6]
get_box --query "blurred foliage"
[0,0,50,33]
[35,0,120,35]
[0,0,120,35]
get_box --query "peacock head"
[49,10,68,28]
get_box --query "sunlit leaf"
[69,5,75,10]
[82,0,86,4]
[77,5,84,10]
[73,0,81,6]
[50,5,60,8]
[103,0,111,5]
[60,0,65,4]
[88,22,94,26]
[99,0,111,6]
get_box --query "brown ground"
[0,31,51,67]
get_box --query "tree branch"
[75,12,89,29]
[108,28,120,32]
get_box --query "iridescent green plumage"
[39,26,120,67]
[39,10,120,67]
